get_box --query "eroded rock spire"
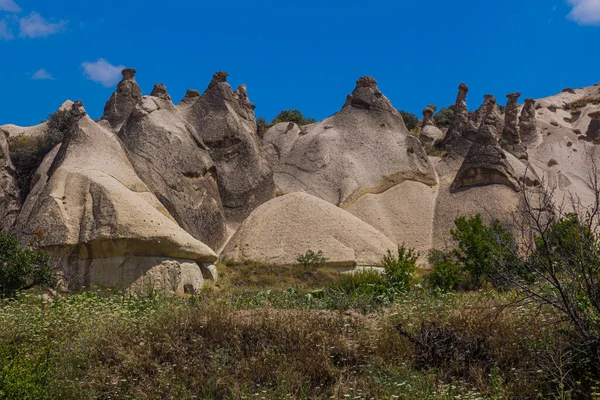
[101,69,142,131]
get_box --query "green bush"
[0,233,53,298]
[271,109,316,126]
[382,245,418,292]
[296,250,328,268]
[9,109,71,197]
[398,110,420,131]
[256,116,270,137]
[425,249,463,292]
[434,105,455,127]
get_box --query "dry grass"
[563,96,600,110]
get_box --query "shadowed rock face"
[0,132,20,230]
[119,85,228,250]
[102,69,142,131]
[586,112,600,142]
[13,101,217,294]
[519,98,538,142]
[502,92,521,144]
[179,72,275,224]
[263,76,436,207]
[443,83,470,145]
[420,105,444,143]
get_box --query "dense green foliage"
[398,110,420,131]
[433,105,455,127]
[0,233,52,299]
[9,109,71,197]
[425,249,463,292]
[271,109,316,126]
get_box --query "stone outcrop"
[586,111,600,142]
[263,76,436,207]
[443,83,469,145]
[419,104,444,143]
[101,69,142,131]
[221,192,396,268]
[178,72,275,224]
[13,101,217,294]
[0,132,20,230]
[501,92,528,160]
[119,85,228,250]
[519,98,538,142]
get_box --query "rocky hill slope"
[1,70,599,293]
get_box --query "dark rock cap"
[122,68,136,80]
[151,83,171,101]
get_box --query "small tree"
[398,110,420,131]
[425,249,463,292]
[434,105,455,127]
[271,110,316,126]
[382,245,418,292]
[0,233,53,298]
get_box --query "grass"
[562,96,600,111]
[0,261,578,399]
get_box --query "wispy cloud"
[82,59,125,87]
[567,0,600,25]
[0,19,13,40]
[19,12,67,38]
[32,68,54,80]
[0,0,21,13]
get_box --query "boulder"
[119,86,228,250]
[221,192,396,268]
[419,104,444,143]
[102,69,142,131]
[13,101,217,294]
[178,72,275,224]
[263,76,436,207]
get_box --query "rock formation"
[519,98,538,142]
[221,192,396,268]
[119,85,228,250]
[0,132,20,230]
[442,83,470,145]
[263,76,436,207]
[502,93,521,144]
[13,101,217,294]
[586,111,600,142]
[178,72,275,224]
[101,69,142,131]
[419,104,444,143]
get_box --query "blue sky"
[1,0,599,126]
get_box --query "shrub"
[425,249,463,292]
[433,105,455,127]
[296,250,328,268]
[398,110,420,131]
[271,109,316,126]
[9,109,71,197]
[0,233,53,298]
[382,245,418,292]
[256,116,270,138]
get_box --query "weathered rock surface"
[102,69,142,131]
[221,192,396,268]
[13,101,217,293]
[419,104,444,143]
[119,86,228,250]
[502,93,521,144]
[0,131,20,230]
[585,111,600,142]
[442,83,470,145]
[178,72,275,224]
[519,98,538,142]
[263,76,436,207]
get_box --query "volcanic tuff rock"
[0,132,20,230]
[118,85,228,250]
[420,104,444,143]
[178,72,275,224]
[263,76,436,207]
[519,98,538,142]
[501,92,529,160]
[102,69,142,131]
[221,192,396,268]
[442,83,469,145]
[12,101,217,294]
[586,111,600,142]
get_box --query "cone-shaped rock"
[443,83,469,145]
[13,101,217,294]
[119,85,228,250]
[102,69,142,131]
[178,72,275,224]
[263,76,436,207]
[221,192,396,268]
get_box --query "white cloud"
[0,19,13,40]
[567,0,600,25]
[0,0,21,13]
[19,12,66,38]
[32,68,54,80]
[82,59,125,87]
